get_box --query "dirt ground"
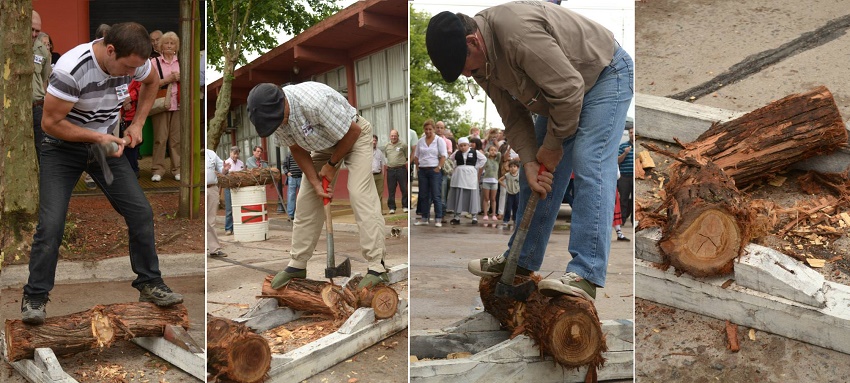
[3,192,204,267]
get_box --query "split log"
[479,276,606,369]
[4,302,188,362]
[675,86,848,187]
[659,161,753,277]
[259,275,399,321]
[207,315,271,383]
[218,167,281,188]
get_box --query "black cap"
[247,83,286,138]
[426,12,467,83]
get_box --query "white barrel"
[231,185,269,242]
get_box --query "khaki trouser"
[206,184,222,252]
[288,116,387,273]
[373,173,384,210]
[151,110,181,177]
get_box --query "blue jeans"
[417,167,443,220]
[224,188,233,232]
[25,136,163,296]
[503,193,519,223]
[386,167,408,210]
[286,176,302,218]
[32,105,44,164]
[504,46,633,287]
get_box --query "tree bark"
[0,0,39,267]
[659,161,752,277]
[207,315,271,383]
[218,167,281,188]
[479,276,606,369]
[259,275,399,321]
[4,303,189,362]
[676,86,848,188]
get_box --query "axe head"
[325,257,352,278]
[495,279,536,302]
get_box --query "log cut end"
[660,208,742,277]
[227,335,272,383]
[545,296,606,368]
[367,286,399,319]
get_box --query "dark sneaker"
[270,268,307,289]
[617,233,630,241]
[21,294,49,325]
[209,249,227,257]
[358,272,390,289]
[450,219,460,225]
[538,272,596,301]
[138,282,184,306]
[468,254,506,277]
[471,218,478,225]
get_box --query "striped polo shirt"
[618,142,634,175]
[47,40,152,134]
[273,82,357,152]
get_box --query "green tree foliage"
[409,6,469,137]
[206,0,339,149]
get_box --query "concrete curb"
[0,253,204,289]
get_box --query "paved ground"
[636,0,850,381]
[207,210,409,383]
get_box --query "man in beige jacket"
[427,1,633,302]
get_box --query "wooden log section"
[659,161,752,277]
[207,315,271,383]
[676,86,848,187]
[479,276,606,369]
[259,275,399,321]
[4,302,188,362]
[218,167,281,188]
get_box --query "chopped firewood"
[635,155,647,179]
[638,150,656,169]
[806,258,826,268]
[725,321,740,352]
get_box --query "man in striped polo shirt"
[617,123,634,226]
[21,22,183,325]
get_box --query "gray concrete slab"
[410,214,634,331]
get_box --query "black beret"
[426,12,467,83]
[247,83,286,138]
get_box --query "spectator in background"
[149,30,162,58]
[385,129,408,214]
[47,35,60,65]
[95,24,110,39]
[121,80,142,178]
[206,149,230,257]
[435,120,453,221]
[246,145,267,169]
[468,126,481,140]
[409,128,419,180]
[413,119,447,227]
[372,135,388,210]
[150,32,181,182]
[223,146,244,235]
[31,11,51,163]
[617,124,634,226]
[282,153,302,222]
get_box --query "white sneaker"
[403,208,408,213]
[413,220,429,226]
[435,221,442,227]
[151,174,162,182]
[389,209,396,214]
[174,174,181,181]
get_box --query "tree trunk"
[479,276,606,369]
[0,0,39,268]
[677,86,848,187]
[218,167,281,188]
[259,276,399,321]
[207,315,271,383]
[659,161,752,277]
[4,303,189,362]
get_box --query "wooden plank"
[636,92,850,173]
[131,337,205,381]
[266,304,408,382]
[735,244,827,307]
[636,258,850,354]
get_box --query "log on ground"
[676,86,848,188]
[218,167,281,188]
[259,275,399,321]
[4,302,188,362]
[207,315,271,383]
[478,276,606,369]
[659,161,753,277]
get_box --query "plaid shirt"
[274,82,357,152]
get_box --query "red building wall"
[34,0,90,55]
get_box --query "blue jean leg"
[225,188,233,231]
[417,168,443,220]
[25,138,162,296]
[286,177,301,218]
[505,47,633,287]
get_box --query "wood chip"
[806,258,826,268]
[725,321,740,352]
[410,355,419,363]
[748,329,756,341]
[721,279,734,289]
[841,212,850,227]
[447,352,472,359]
[767,176,787,187]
